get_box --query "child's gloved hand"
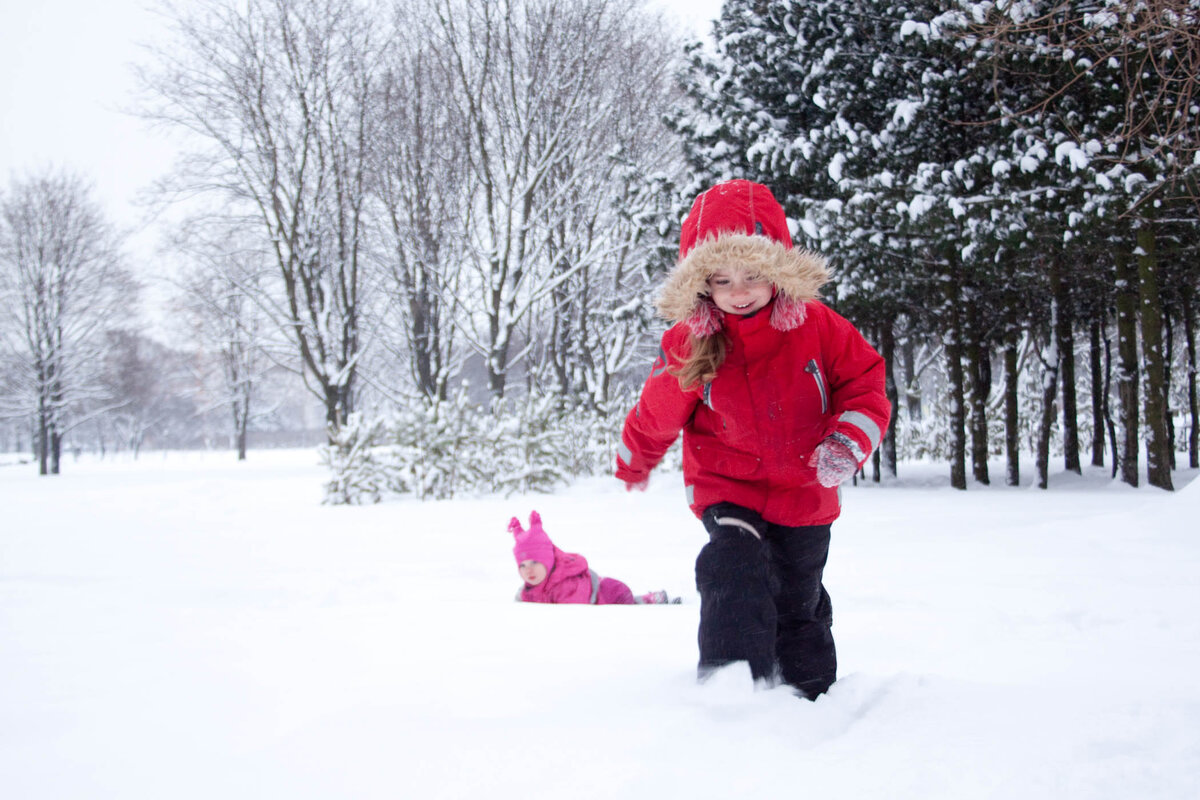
[810,438,858,487]
[623,477,649,492]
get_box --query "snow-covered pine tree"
[958,0,1200,490]
[671,1,943,479]
[675,1,1033,487]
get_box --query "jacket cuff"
[615,442,647,483]
[832,410,883,464]
[830,431,866,464]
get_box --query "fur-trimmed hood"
[656,180,830,336]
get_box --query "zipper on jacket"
[805,359,829,414]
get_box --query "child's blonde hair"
[673,332,727,389]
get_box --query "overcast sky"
[1,1,177,235]
[0,0,722,265]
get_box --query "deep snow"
[2,450,1198,799]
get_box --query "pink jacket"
[518,545,635,605]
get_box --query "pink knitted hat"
[510,511,555,571]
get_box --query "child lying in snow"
[510,511,676,605]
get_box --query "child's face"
[707,267,773,316]
[518,560,548,586]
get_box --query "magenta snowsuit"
[518,545,636,605]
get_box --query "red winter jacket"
[616,300,889,527]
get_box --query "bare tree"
[170,222,284,460]
[532,13,686,407]
[138,0,386,436]
[0,169,136,474]
[422,0,681,398]
[369,9,473,403]
[94,330,199,457]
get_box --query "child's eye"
[746,275,764,283]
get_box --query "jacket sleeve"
[818,304,891,465]
[615,327,700,484]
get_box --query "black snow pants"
[695,502,836,698]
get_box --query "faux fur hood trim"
[655,233,830,334]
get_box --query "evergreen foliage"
[320,393,682,504]
[668,0,1200,490]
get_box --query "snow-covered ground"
[2,450,1198,799]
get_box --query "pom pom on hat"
[769,294,809,331]
[510,510,555,572]
[685,297,725,337]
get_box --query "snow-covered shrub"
[321,391,671,504]
[320,413,392,505]
[897,405,952,461]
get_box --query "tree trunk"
[1036,362,1059,490]
[236,394,249,461]
[966,298,990,485]
[487,303,511,399]
[944,269,967,490]
[410,288,440,401]
[1089,318,1106,467]
[1183,281,1199,468]
[1164,308,1176,470]
[1104,332,1119,478]
[1055,259,1081,474]
[1004,333,1020,486]
[1034,258,1063,490]
[37,406,49,476]
[901,337,922,421]
[878,321,899,479]
[1135,225,1173,490]
[1114,246,1140,487]
[50,429,62,475]
[1036,299,1060,491]
[324,384,353,443]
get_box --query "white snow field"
[2,450,1198,799]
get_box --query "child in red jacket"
[511,511,673,605]
[615,179,890,698]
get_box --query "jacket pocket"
[805,358,829,414]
